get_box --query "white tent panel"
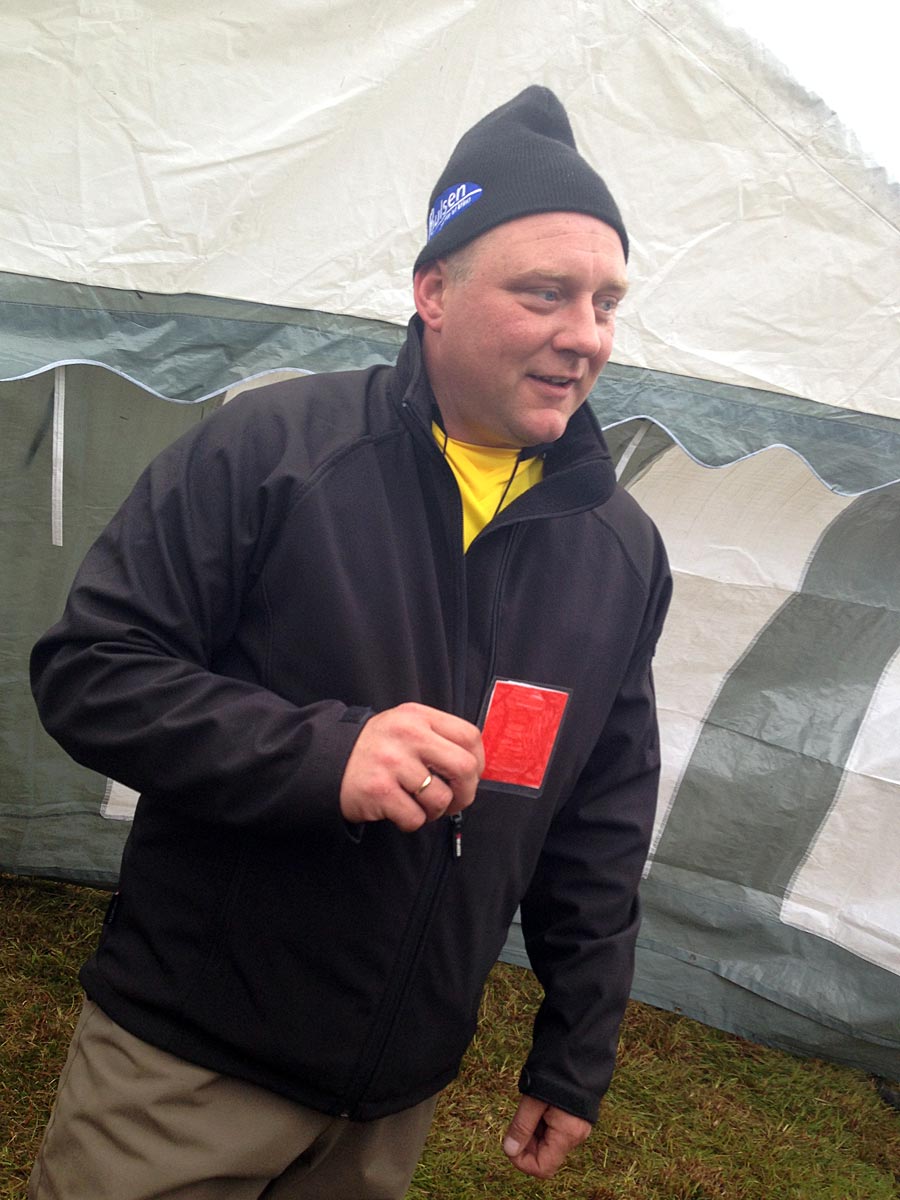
[629,448,854,855]
[629,448,853,589]
[650,571,790,858]
[101,778,141,822]
[782,650,900,977]
[847,651,900,788]
[615,442,900,1071]
[625,440,900,996]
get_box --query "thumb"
[503,1095,547,1158]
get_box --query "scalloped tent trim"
[2,274,898,497]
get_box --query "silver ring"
[414,773,433,797]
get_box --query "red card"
[480,679,570,793]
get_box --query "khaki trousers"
[29,1000,438,1200]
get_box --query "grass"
[2,874,897,1199]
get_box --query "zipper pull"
[450,813,463,859]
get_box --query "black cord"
[438,421,523,522]
[493,452,523,521]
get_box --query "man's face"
[414,211,627,449]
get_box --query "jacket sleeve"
[30,391,367,836]
[517,552,672,1123]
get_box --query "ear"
[413,260,449,331]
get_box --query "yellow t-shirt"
[432,422,543,552]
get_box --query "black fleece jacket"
[30,317,671,1122]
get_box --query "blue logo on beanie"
[427,182,483,242]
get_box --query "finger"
[529,1124,575,1178]
[444,789,471,817]
[506,1129,567,1181]
[377,790,430,832]
[339,703,483,827]
[504,1100,590,1180]
[405,741,481,813]
[418,706,486,774]
[503,1095,547,1160]
[358,766,454,829]
[406,771,454,821]
[385,703,484,784]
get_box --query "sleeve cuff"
[518,1066,600,1124]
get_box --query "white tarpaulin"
[1,0,898,1076]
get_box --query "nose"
[553,296,604,359]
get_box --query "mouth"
[528,373,579,392]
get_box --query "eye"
[532,287,562,303]
[596,297,620,315]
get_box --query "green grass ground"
[2,874,897,1199]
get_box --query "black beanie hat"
[413,85,628,273]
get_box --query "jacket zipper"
[341,398,468,1114]
[339,827,454,1115]
[448,518,524,865]
[450,811,463,858]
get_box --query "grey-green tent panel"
[2,273,899,496]
[1,368,217,882]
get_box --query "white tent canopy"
[2,0,899,412]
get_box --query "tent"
[2,0,898,1079]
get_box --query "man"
[29,86,670,1198]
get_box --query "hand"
[339,702,484,831]
[502,1095,592,1179]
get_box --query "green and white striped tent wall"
[2,0,898,1078]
